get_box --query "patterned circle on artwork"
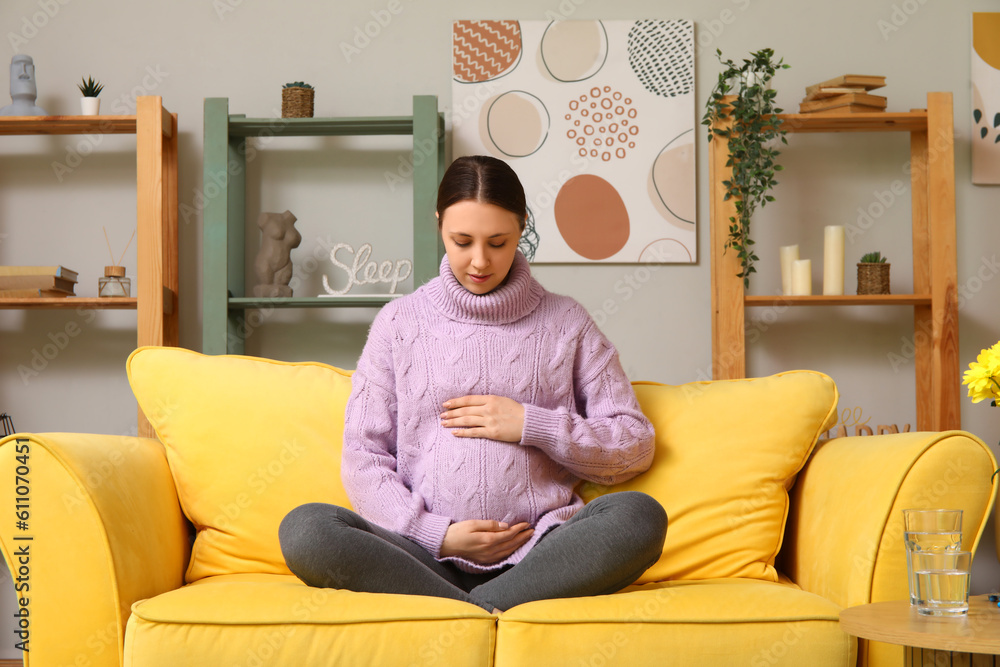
[453,20,522,83]
[564,86,638,161]
[639,238,692,263]
[627,20,693,98]
[540,20,609,82]
[487,91,550,157]
[651,129,695,225]
[554,174,629,260]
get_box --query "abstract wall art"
[452,20,696,263]
[973,12,1000,185]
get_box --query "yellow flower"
[963,341,1000,404]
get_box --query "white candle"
[779,245,799,296]
[823,225,845,295]
[791,259,812,296]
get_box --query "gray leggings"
[278,491,667,612]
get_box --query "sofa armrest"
[781,430,997,609]
[0,433,190,667]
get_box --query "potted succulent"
[77,76,104,115]
[857,251,890,295]
[282,81,314,118]
[703,48,790,288]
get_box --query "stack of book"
[800,75,887,114]
[0,266,78,298]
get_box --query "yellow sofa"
[1,347,995,667]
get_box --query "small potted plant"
[857,251,890,295]
[282,81,314,118]
[77,76,104,115]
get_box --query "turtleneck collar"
[425,250,545,324]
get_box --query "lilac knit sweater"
[342,251,655,573]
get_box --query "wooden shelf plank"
[0,114,137,134]
[0,297,137,309]
[228,295,401,309]
[776,110,927,133]
[228,116,416,137]
[0,109,175,138]
[745,294,932,307]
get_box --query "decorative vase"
[80,97,100,115]
[282,88,314,118]
[857,263,890,295]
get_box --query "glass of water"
[902,509,963,605]
[911,550,972,615]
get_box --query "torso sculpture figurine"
[253,210,302,297]
[0,55,48,116]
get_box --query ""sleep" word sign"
[321,242,412,296]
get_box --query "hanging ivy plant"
[702,48,790,288]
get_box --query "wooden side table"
[840,595,1000,665]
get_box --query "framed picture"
[973,12,1000,185]
[452,19,696,263]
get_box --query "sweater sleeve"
[341,307,453,557]
[519,317,655,486]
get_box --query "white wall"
[0,0,999,653]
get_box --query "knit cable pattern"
[342,251,654,573]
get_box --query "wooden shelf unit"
[202,96,444,355]
[0,97,179,437]
[710,92,959,431]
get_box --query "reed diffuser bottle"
[98,265,130,297]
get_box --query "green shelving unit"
[202,95,445,354]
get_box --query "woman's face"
[439,200,523,295]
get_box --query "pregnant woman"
[280,155,667,613]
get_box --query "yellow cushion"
[582,371,838,584]
[496,579,854,667]
[126,347,354,582]
[125,574,495,667]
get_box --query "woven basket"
[857,263,890,295]
[282,87,314,118]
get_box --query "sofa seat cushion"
[126,347,355,582]
[125,574,496,667]
[496,578,856,667]
[581,371,839,584]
